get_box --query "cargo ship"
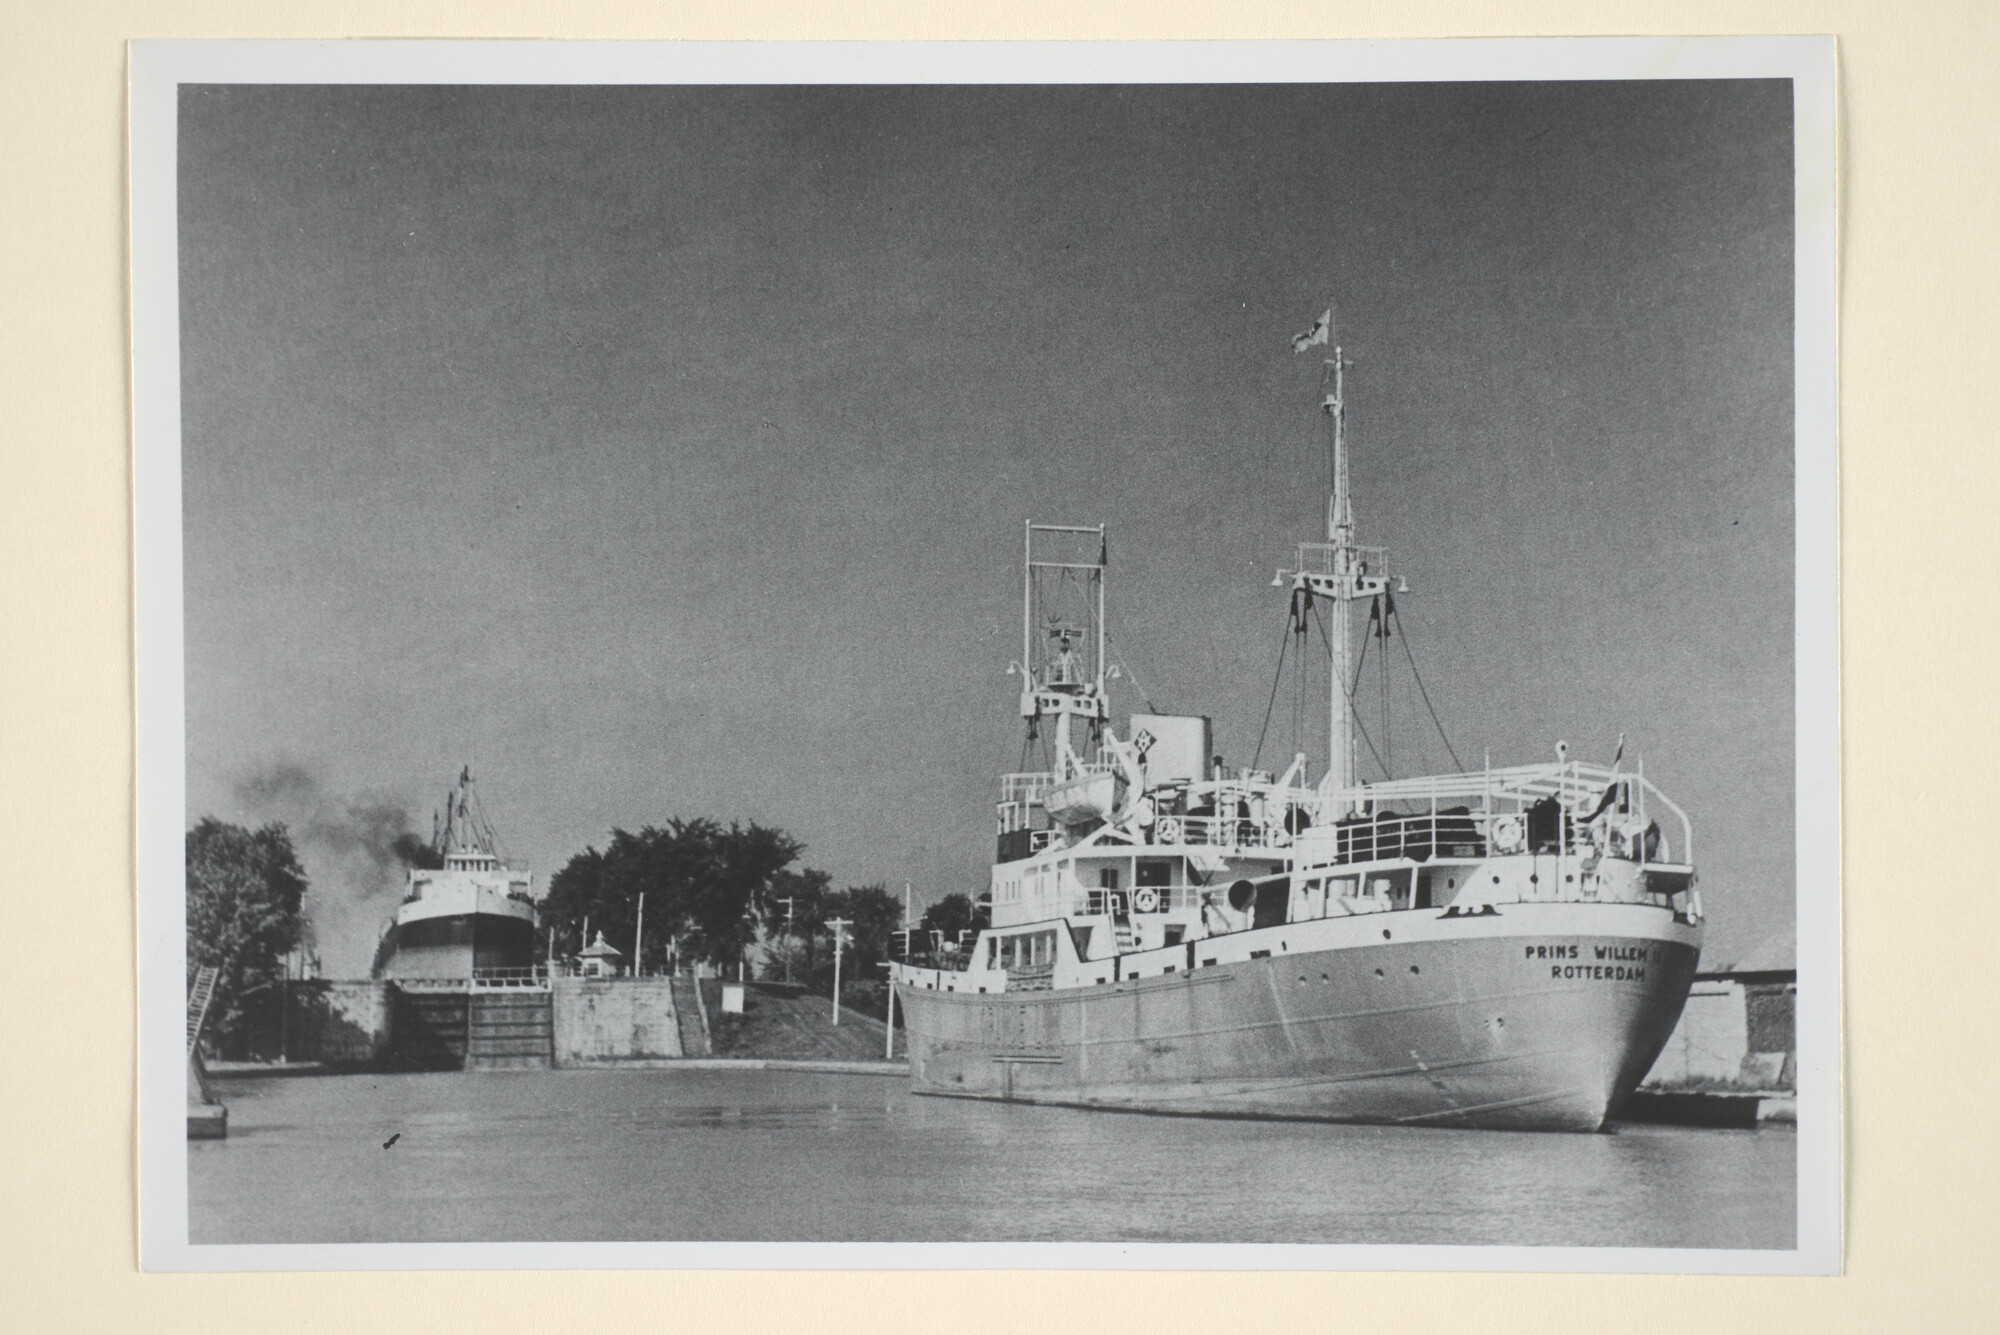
[889,316,1704,1131]
[371,767,538,981]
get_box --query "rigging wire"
[1310,600,1393,781]
[1347,601,1371,697]
[1389,600,1467,772]
[1378,598,1391,775]
[1249,605,1292,772]
[1296,591,1312,759]
[1103,625,1161,714]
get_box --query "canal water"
[191,1069,1795,1248]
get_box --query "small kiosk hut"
[578,931,624,978]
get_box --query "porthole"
[1373,967,1385,978]
[1409,964,1421,975]
[1320,973,1330,984]
[1382,929,1392,940]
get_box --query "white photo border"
[133,35,1839,1275]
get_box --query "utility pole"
[826,917,851,1026]
[278,949,289,1064]
[777,896,796,983]
[633,892,646,979]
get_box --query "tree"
[541,819,805,974]
[804,883,902,1001]
[186,818,307,1048]
[684,821,804,964]
[760,866,832,977]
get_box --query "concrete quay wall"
[1641,971,1796,1093]
[552,977,683,1064]
[283,979,394,1067]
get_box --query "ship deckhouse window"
[999,930,1058,969]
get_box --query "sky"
[179,80,1796,975]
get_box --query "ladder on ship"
[1112,914,1137,951]
[186,965,219,1055]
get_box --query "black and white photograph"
[133,39,1838,1271]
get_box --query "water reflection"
[192,1069,1795,1248]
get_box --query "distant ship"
[890,316,1704,1131]
[371,767,538,981]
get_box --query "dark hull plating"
[373,912,537,980]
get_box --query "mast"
[1019,523,1110,779]
[439,764,502,870]
[1326,350,1354,799]
[1277,314,1389,818]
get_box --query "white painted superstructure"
[891,316,1705,1130]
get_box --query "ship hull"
[897,907,1699,1132]
[375,912,537,979]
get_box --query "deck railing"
[472,966,552,990]
[1153,813,1289,850]
[1000,771,1056,805]
[1326,812,1490,864]
[393,968,553,992]
[1340,760,1693,865]
[1082,886,1206,915]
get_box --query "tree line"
[539,822,985,1004]
[187,810,990,1050]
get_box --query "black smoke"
[228,761,440,976]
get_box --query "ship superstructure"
[890,317,1704,1131]
[371,767,538,981]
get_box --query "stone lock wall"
[551,977,683,1064]
[281,979,394,1067]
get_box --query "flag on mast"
[1292,308,1332,353]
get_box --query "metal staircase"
[186,965,219,1055]
[1112,916,1137,952]
[186,965,228,1139]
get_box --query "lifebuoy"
[1154,816,1181,844]
[1490,815,1525,853]
[1134,888,1160,913]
